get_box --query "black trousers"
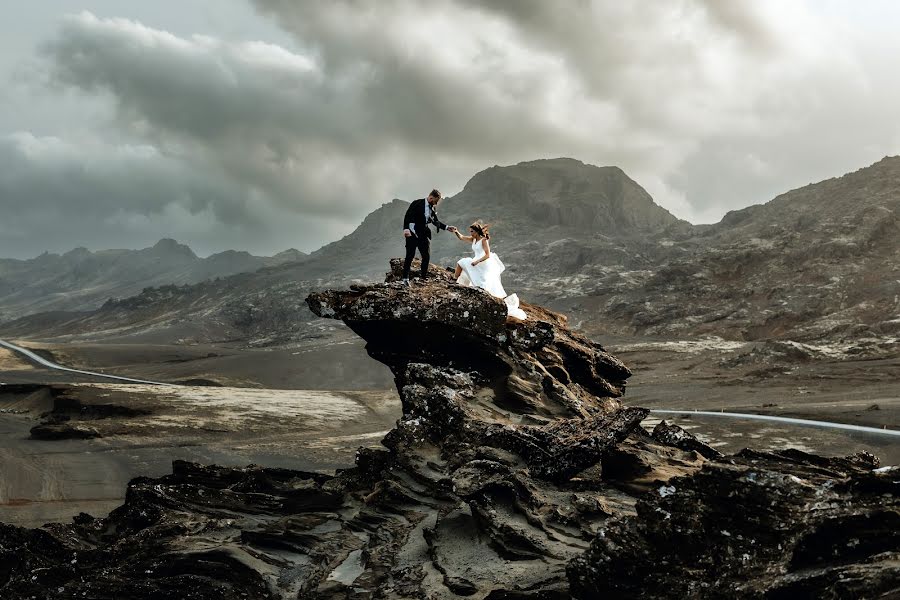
[403,234,430,279]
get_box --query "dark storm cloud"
[41,11,576,210]
[41,13,362,218]
[5,1,899,260]
[0,132,342,258]
[47,10,580,156]
[250,0,900,220]
[1,134,227,218]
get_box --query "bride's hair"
[469,220,491,239]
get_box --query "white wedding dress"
[456,238,527,320]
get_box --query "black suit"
[402,198,447,279]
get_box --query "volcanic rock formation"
[0,262,896,599]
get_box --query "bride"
[450,221,527,320]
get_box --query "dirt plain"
[1,330,897,528]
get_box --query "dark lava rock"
[28,391,151,440]
[174,378,224,386]
[569,449,899,599]
[652,419,723,460]
[3,264,896,599]
[45,394,152,420]
[0,265,643,598]
[29,421,101,440]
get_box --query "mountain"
[0,239,308,322]
[302,158,688,278]
[591,156,900,341]
[0,158,683,344]
[451,158,685,233]
[5,156,900,347]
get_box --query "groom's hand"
[403,229,412,238]
[447,226,457,233]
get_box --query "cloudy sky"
[2,1,900,258]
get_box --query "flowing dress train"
[456,239,527,320]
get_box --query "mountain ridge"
[4,156,900,347]
[0,239,309,322]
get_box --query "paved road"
[0,340,167,386]
[651,408,900,437]
[2,339,897,438]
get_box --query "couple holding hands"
[401,189,527,320]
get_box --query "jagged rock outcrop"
[569,450,899,599]
[651,419,724,460]
[28,391,151,440]
[1,265,896,599]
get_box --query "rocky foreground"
[1,262,897,599]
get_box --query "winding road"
[649,408,900,438]
[0,340,167,386]
[1,339,898,437]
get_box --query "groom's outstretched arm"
[432,210,449,232]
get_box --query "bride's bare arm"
[453,229,474,242]
[472,238,491,265]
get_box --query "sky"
[2,1,900,259]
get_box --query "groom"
[401,189,457,284]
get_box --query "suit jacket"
[402,198,447,239]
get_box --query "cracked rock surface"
[569,449,899,599]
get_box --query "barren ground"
[1,332,897,527]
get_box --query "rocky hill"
[4,156,900,348]
[0,239,307,321]
[304,158,687,279]
[3,265,895,598]
[590,156,900,342]
[451,158,686,233]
